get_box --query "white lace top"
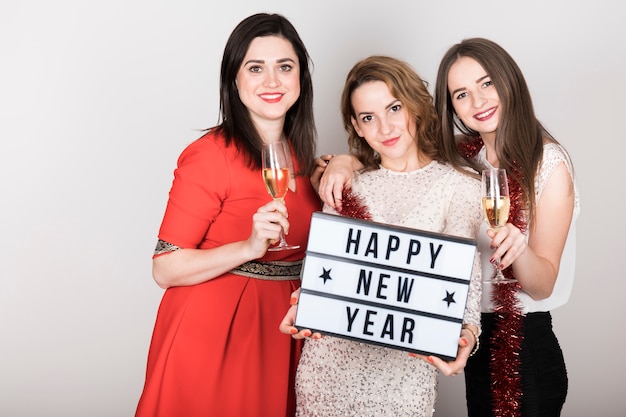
[476,143,580,313]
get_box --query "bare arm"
[489,162,575,299]
[153,199,290,288]
[318,154,363,210]
[310,154,335,194]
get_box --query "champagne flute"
[481,168,515,283]
[262,142,300,251]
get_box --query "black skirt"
[464,312,568,417]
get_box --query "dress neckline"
[378,159,436,175]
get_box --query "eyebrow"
[451,74,490,96]
[385,99,401,111]
[243,57,297,66]
[356,99,401,118]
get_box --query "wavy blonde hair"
[341,55,442,170]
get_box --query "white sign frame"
[295,212,477,361]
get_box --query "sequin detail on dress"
[295,161,483,416]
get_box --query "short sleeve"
[536,143,580,217]
[157,136,231,248]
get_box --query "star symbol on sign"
[442,291,456,307]
[319,268,333,284]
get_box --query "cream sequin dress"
[295,160,483,417]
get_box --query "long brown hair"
[214,13,316,175]
[341,55,442,170]
[434,37,565,221]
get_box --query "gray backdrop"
[1,0,623,415]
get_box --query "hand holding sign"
[293,212,477,361]
[278,288,322,340]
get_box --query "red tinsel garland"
[459,136,526,417]
[338,188,372,221]
[338,152,526,415]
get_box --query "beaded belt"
[230,260,303,281]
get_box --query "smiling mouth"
[475,107,496,120]
[382,137,400,146]
[260,93,283,101]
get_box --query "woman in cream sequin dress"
[281,56,482,417]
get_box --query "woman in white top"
[317,38,579,417]
[435,38,579,417]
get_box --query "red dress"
[135,132,321,417]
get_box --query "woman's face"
[447,56,501,138]
[350,80,418,168]
[236,36,300,130]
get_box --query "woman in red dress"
[135,13,320,417]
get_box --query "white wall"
[1,1,623,415]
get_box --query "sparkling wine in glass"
[262,142,300,251]
[481,168,515,283]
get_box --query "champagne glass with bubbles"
[262,142,300,251]
[481,168,515,283]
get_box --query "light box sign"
[295,212,477,361]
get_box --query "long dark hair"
[214,13,316,175]
[434,37,564,221]
[341,55,442,170]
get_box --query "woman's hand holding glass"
[481,168,515,283]
[247,199,292,257]
[262,142,299,251]
[485,221,528,274]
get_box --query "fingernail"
[304,330,312,337]
[426,356,434,363]
[290,328,298,334]
[290,297,298,305]
[460,337,468,347]
[408,353,417,358]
